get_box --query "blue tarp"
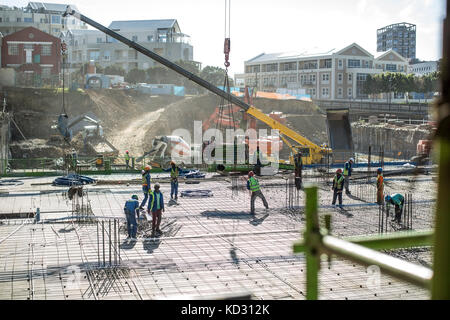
[52,174,96,186]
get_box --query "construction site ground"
[0,167,435,300]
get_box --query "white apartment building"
[64,19,194,72]
[0,2,87,38]
[243,43,409,100]
[409,60,439,76]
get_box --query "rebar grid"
[0,173,436,300]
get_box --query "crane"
[62,6,330,165]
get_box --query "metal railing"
[293,185,436,300]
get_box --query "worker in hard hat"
[247,171,269,215]
[343,157,354,195]
[140,165,151,210]
[124,195,140,241]
[332,168,345,208]
[376,168,384,204]
[125,150,130,170]
[148,183,165,236]
[169,161,180,200]
[385,194,404,224]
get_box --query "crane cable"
[216,0,236,133]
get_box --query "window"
[17,18,22,22]
[289,75,296,82]
[322,87,329,97]
[8,44,19,56]
[263,78,268,86]
[97,38,103,43]
[386,64,397,71]
[0,18,2,22]
[309,88,316,96]
[310,74,316,82]
[338,73,343,83]
[363,60,369,68]
[89,51,100,61]
[103,50,110,61]
[322,73,329,83]
[338,87,343,97]
[348,73,353,82]
[24,17,33,23]
[348,59,360,68]
[338,59,343,69]
[132,35,138,42]
[281,77,287,85]
[42,67,51,79]
[41,45,51,56]
[147,35,153,42]
[51,15,61,24]
[348,88,352,97]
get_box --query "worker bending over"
[164,161,180,200]
[148,184,165,236]
[376,168,384,204]
[332,169,345,208]
[385,194,404,224]
[124,195,139,241]
[247,171,269,215]
[140,165,151,209]
[343,157,354,195]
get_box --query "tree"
[199,66,234,87]
[104,64,126,76]
[126,68,146,84]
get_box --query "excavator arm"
[63,7,327,163]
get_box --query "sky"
[4,0,446,76]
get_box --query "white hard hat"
[349,157,354,162]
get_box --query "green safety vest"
[334,175,344,189]
[170,167,179,179]
[249,177,260,192]
[343,162,350,176]
[150,191,162,210]
[125,153,130,161]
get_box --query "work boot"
[156,228,162,235]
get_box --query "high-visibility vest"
[343,162,350,176]
[125,153,130,161]
[249,177,260,192]
[170,167,179,179]
[334,175,344,189]
[142,172,150,186]
[149,191,162,211]
[377,174,384,189]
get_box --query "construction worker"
[247,171,269,215]
[385,194,405,224]
[148,184,165,236]
[332,168,345,208]
[253,146,263,176]
[169,161,179,200]
[343,157,354,195]
[294,151,303,190]
[124,195,139,241]
[376,168,384,204]
[140,165,151,209]
[125,150,130,170]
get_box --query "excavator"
[62,6,331,165]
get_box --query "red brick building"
[1,27,61,84]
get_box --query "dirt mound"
[10,138,64,158]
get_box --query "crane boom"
[63,6,324,158]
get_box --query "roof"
[376,49,408,63]
[27,2,79,13]
[108,19,180,32]
[246,48,337,64]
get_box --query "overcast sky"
[4,0,446,76]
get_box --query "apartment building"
[243,43,408,100]
[377,22,416,59]
[0,2,87,38]
[409,60,439,76]
[65,19,194,72]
